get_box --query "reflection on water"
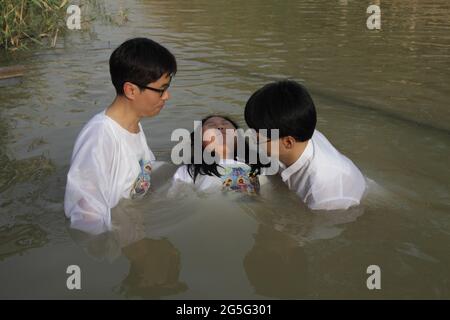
[0,224,48,261]
[120,238,187,299]
[68,175,367,299]
[244,225,308,299]
[0,154,55,193]
[69,202,188,299]
[0,0,449,299]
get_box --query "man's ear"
[123,82,138,100]
[280,136,296,150]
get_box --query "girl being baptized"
[171,115,267,194]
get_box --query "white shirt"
[170,159,267,194]
[64,110,155,234]
[279,130,366,211]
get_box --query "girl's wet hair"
[187,115,267,182]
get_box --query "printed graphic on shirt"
[130,159,152,199]
[221,166,260,194]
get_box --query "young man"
[64,38,177,234]
[245,80,366,211]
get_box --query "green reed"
[0,0,68,51]
[0,0,128,51]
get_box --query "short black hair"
[109,38,177,95]
[244,80,317,141]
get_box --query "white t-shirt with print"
[171,159,267,193]
[279,130,366,211]
[64,110,155,234]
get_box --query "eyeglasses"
[130,77,172,97]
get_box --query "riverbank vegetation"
[0,0,68,51]
[1,0,128,51]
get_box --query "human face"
[202,116,237,155]
[131,73,172,118]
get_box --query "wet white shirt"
[64,110,155,234]
[170,159,267,194]
[279,130,366,211]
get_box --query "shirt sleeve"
[64,124,117,235]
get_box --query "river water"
[0,0,449,299]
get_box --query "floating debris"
[0,65,25,87]
[0,66,25,80]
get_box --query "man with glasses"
[64,38,177,234]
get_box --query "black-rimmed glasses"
[131,77,172,97]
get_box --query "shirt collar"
[280,140,313,182]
